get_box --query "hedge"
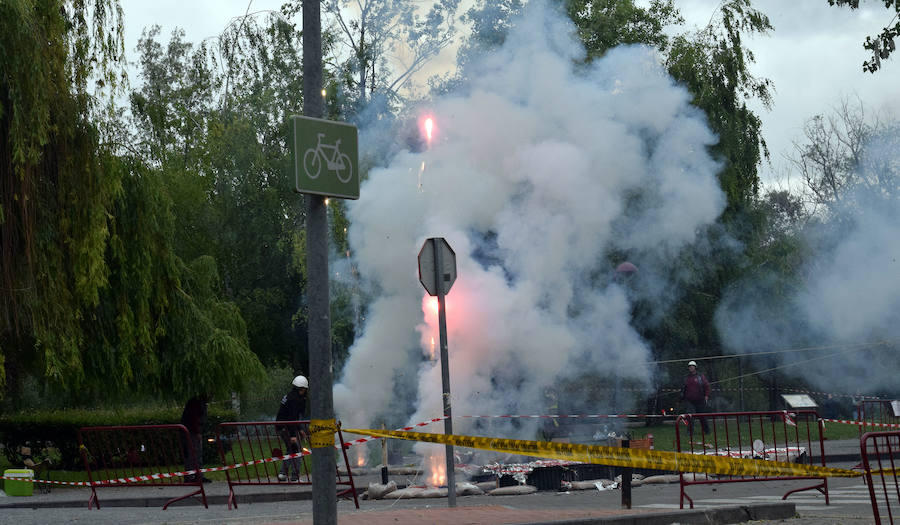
[0,405,238,470]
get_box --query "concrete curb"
[0,490,312,509]
[524,503,795,524]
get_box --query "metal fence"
[78,424,207,509]
[861,430,900,524]
[216,420,358,510]
[674,410,828,509]
[858,400,900,436]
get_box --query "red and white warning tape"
[0,417,446,488]
[822,418,900,429]
[457,413,669,420]
[341,417,445,448]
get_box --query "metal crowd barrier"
[216,420,359,510]
[858,400,900,436]
[674,410,828,509]
[78,424,207,509]
[861,430,900,524]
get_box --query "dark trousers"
[279,429,302,477]
[182,432,203,480]
[684,399,710,434]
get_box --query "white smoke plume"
[716,186,900,395]
[334,2,725,440]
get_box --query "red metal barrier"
[674,410,828,509]
[216,420,359,510]
[858,400,900,436]
[78,424,207,510]
[861,431,900,524]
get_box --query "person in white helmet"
[681,361,711,434]
[276,375,309,481]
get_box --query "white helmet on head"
[687,361,697,367]
[292,375,309,389]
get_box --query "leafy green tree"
[665,0,773,218]
[127,12,363,372]
[567,0,683,60]
[1,0,126,399]
[829,0,900,72]
[0,1,264,405]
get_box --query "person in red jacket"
[682,361,711,434]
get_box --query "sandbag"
[475,480,498,492]
[566,479,613,490]
[383,487,426,499]
[415,487,448,498]
[363,480,397,500]
[488,485,538,496]
[456,482,484,496]
[641,474,681,484]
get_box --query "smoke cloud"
[334,2,725,441]
[716,136,900,395]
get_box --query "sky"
[119,0,900,187]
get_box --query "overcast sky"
[119,0,900,186]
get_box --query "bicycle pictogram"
[303,133,353,183]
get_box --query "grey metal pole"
[432,238,456,507]
[303,1,336,523]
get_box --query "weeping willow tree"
[0,0,263,406]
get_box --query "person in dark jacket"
[681,361,711,434]
[276,375,309,481]
[181,394,211,482]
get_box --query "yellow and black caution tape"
[310,418,338,448]
[344,428,864,479]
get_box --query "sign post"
[298,2,357,522]
[418,237,457,507]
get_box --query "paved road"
[0,462,878,525]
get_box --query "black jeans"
[279,428,302,478]
[684,399,710,434]
[182,432,203,480]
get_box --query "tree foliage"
[829,0,900,72]
[0,1,264,405]
[567,0,683,60]
[666,0,773,218]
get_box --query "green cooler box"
[3,469,34,496]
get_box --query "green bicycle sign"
[292,115,359,199]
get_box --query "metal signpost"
[298,2,358,522]
[417,237,457,507]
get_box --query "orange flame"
[356,448,366,467]
[430,336,436,361]
[428,453,446,487]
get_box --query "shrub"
[0,405,237,470]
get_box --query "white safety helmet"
[687,361,697,367]
[292,375,309,389]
